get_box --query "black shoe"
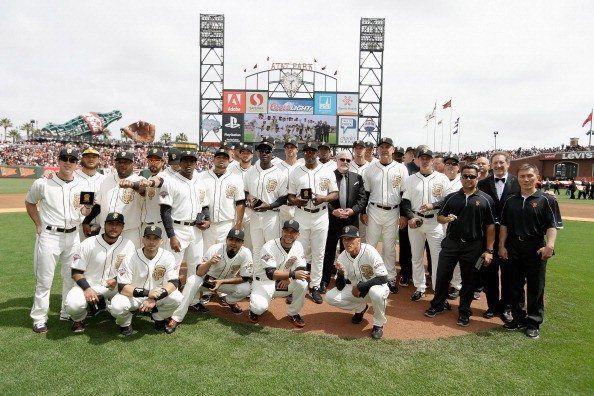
[371,325,383,340]
[424,301,451,317]
[165,319,180,334]
[503,320,526,331]
[388,279,399,294]
[525,328,540,339]
[189,302,209,313]
[71,321,85,333]
[33,323,48,333]
[473,291,481,300]
[228,303,243,315]
[447,287,460,300]
[457,316,470,327]
[319,281,327,294]
[482,309,495,319]
[119,325,133,337]
[351,305,369,324]
[310,287,323,304]
[285,295,293,305]
[199,294,212,304]
[500,309,513,324]
[154,320,166,331]
[398,277,410,287]
[288,314,305,328]
[249,311,259,324]
[411,290,425,302]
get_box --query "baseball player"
[318,141,337,171]
[401,147,453,301]
[165,228,253,333]
[74,147,106,239]
[164,148,182,178]
[200,148,245,249]
[288,141,338,304]
[65,212,136,332]
[349,140,370,175]
[141,148,168,237]
[83,150,146,248]
[223,141,239,166]
[276,137,304,223]
[109,226,183,336]
[228,143,254,251]
[25,148,92,332]
[249,220,310,327]
[326,225,389,340]
[364,141,378,164]
[360,137,409,294]
[243,137,288,262]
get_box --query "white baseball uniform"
[200,169,245,250]
[288,162,338,288]
[109,247,182,327]
[171,243,252,323]
[74,169,106,240]
[320,160,337,172]
[142,170,169,238]
[228,162,254,251]
[402,171,453,292]
[326,243,390,326]
[243,163,287,263]
[276,158,304,223]
[26,176,87,325]
[96,173,145,248]
[362,160,409,281]
[65,234,136,321]
[249,239,308,316]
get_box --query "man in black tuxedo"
[320,151,368,293]
[477,151,520,321]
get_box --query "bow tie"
[495,177,506,183]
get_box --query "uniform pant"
[202,220,234,252]
[250,210,281,264]
[65,285,117,321]
[408,217,444,292]
[108,290,183,327]
[294,208,329,289]
[122,227,142,249]
[366,205,399,281]
[171,274,251,322]
[279,205,295,223]
[31,228,80,325]
[166,224,204,276]
[430,237,482,318]
[398,227,412,280]
[326,284,390,327]
[242,209,253,252]
[507,238,547,330]
[358,216,367,243]
[250,278,308,316]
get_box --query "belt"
[173,220,196,226]
[46,225,77,233]
[145,221,162,225]
[303,206,327,214]
[371,203,399,210]
[415,211,435,218]
[511,235,543,242]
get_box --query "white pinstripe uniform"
[288,162,338,288]
[362,160,409,281]
[171,243,252,323]
[96,173,145,248]
[276,158,304,223]
[249,238,308,316]
[228,162,254,251]
[65,234,136,321]
[243,163,287,263]
[402,171,453,292]
[349,160,370,241]
[326,243,390,326]
[320,160,337,172]
[447,174,463,291]
[142,170,168,239]
[26,176,87,325]
[74,169,105,240]
[200,169,245,250]
[109,247,183,327]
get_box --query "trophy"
[300,188,313,200]
[80,192,94,206]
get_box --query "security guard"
[499,163,562,339]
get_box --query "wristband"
[289,270,296,279]
[155,288,169,300]
[132,181,140,190]
[76,278,91,291]
[133,288,149,297]
[486,249,494,254]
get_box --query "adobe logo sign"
[245,91,268,114]
[223,91,246,113]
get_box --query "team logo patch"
[147,187,156,200]
[159,191,168,198]
[285,256,297,269]
[245,261,253,275]
[360,264,374,279]
[261,254,271,262]
[72,254,81,262]
[319,177,330,192]
[392,174,402,188]
[199,189,206,203]
[230,265,240,276]
[118,267,126,276]
[225,184,237,199]
[475,199,481,207]
[114,254,126,269]
[432,183,444,198]
[266,178,278,193]
[531,202,538,208]
[121,188,135,204]
[152,265,166,281]
[72,193,82,209]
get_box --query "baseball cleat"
[165,319,180,334]
[154,320,166,332]
[398,277,410,287]
[71,321,85,333]
[288,314,305,328]
[189,302,209,313]
[33,323,48,334]
[503,320,526,331]
[351,305,369,324]
[424,301,452,317]
[310,287,323,304]
[59,313,71,322]
[199,294,212,305]
[473,291,481,300]
[447,287,460,300]
[249,311,259,324]
[482,309,495,319]
[371,325,383,340]
[456,316,470,327]
[411,290,425,302]
[387,280,399,294]
[228,303,243,315]
[319,281,328,294]
[500,309,513,324]
[119,326,133,337]
[525,328,540,339]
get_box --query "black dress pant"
[506,238,547,330]
[398,227,412,279]
[322,216,358,285]
[431,237,482,318]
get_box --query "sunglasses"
[59,156,78,163]
[258,149,272,154]
[461,174,478,180]
[338,158,352,163]
[445,162,458,166]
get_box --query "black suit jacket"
[328,170,368,219]
[477,174,521,218]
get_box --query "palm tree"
[0,118,12,141]
[175,133,188,143]
[8,129,20,142]
[20,122,34,140]
[160,133,172,144]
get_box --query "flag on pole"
[582,111,593,127]
[438,119,442,125]
[454,117,460,127]
[253,64,258,69]
[426,103,436,121]
[453,128,458,135]
[443,99,452,109]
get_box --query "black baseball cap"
[405,146,416,153]
[302,141,318,151]
[256,136,275,151]
[180,150,198,160]
[143,225,162,238]
[463,154,476,162]
[394,146,405,155]
[147,148,164,159]
[353,140,365,148]
[340,225,360,238]
[227,228,245,241]
[377,137,394,147]
[224,141,236,150]
[417,147,434,158]
[238,143,253,153]
[168,148,181,163]
[115,151,134,161]
[284,137,298,148]
[214,148,230,158]
[282,220,300,232]
[58,148,80,160]
[105,212,125,224]
[364,141,375,148]
[444,153,460,164]
[318,141,331,149]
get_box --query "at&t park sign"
[271,62,313,70]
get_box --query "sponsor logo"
[338,116,358,146]
[561,151,593,160]
[246,92,268,113]
[337,93,358,116]
[314,93,336,115]
[225,116,241,129]
[222,114,244,143]
[268,99,313,115]
[223,91,246,113]
[363,118,376,132]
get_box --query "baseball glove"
[121,121,156,143]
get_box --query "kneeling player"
[249,220,310,327]
[326,226,389,340]
[109,226,182,337]
[65,212,136,333]
[165,228,253,333]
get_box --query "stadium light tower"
[493,131,499,150]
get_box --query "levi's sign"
[560,151,593,160]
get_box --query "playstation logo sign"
[225,116,241,129]
[222,114,244,144]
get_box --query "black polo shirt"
[500,191,563,238]
[438,189,497,241]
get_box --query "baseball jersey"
[449,174,462,192]
[117,247,179,290]
[336,242,388,284]
[362,160,409,206]
[199,169,245,223]
[72,235,136,286]
[26,176,87,228]
[276,159,304,217]
[288,162,339,210]
[402,171,453,212]
[320,160,337,172]
[228,161,252,176]
[96,173,145,231]
[74,169,106,195]
[349,160,370,176]
[159,172,209,221]
[143,170,168,224]
[255,157,283,168]
[256,238,306,279]
[243,163,288,205]
[202,243,253,279]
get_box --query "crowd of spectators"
[458,144,591,161]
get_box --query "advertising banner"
[222,91,246,113]
[337,93,359,116]
[338,116,358,146]
[0,165,43,178]
[222,113,244,144]
[314,93,337,115]
[268,98,314,115]
[245,91,268,114]
[244,113,336,144]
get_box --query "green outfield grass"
[555,191,594,205]
[0,178,34,194]
[0,213,592,395]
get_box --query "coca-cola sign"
[268,99,313,115]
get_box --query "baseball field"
[0,178,592,394]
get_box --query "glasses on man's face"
[461,174,478,180]
[339,158,352,163]
[445,162,458,166]
[59,156,78,163]
[258,149,272,154]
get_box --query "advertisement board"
[337,93,359,116]
[0,165,43,178]
[222,113,244,144]
[268,98,314,115]
[244,113,336,144]
[337,116,359,146]
[222,91,246,113]
[314,93,337,115]
[245,91,268,114]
